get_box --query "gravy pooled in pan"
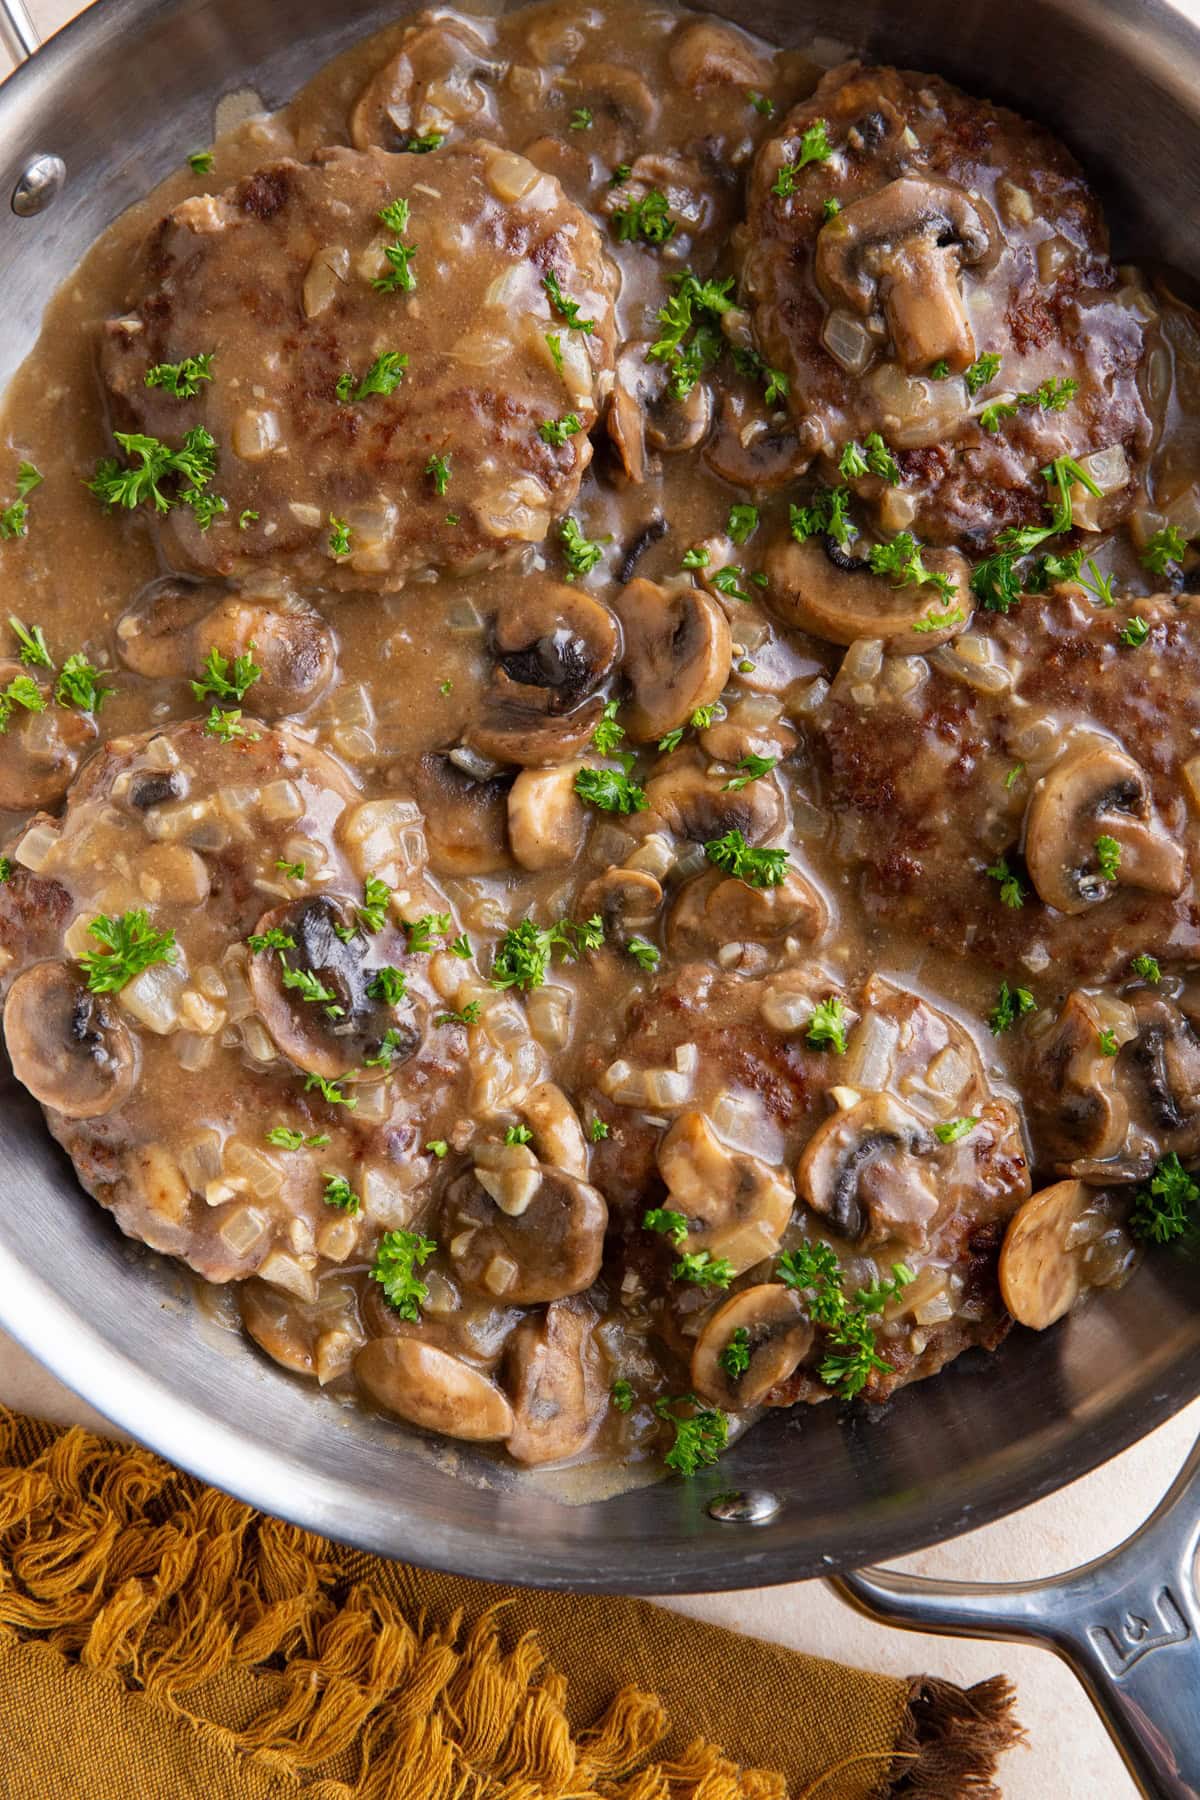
[2,1,1199,1480]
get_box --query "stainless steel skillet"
[1,1,1199,1792]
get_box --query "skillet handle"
[833,1432,1200,1800]
[0,0,40,66]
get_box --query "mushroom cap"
[1024,742,1185,915]
[0,662,96,813]
[668,867,828,954]
[704,389,810,491]
[247,895,420,1080]
[411,753,513,876]
[613,578,731,743]
[356,1336,514,1441]
[503,1297,604,1466]
[691,1283,814,1409]
[465,584,619,769]
[764,534,972,651]
[349,17,498,151]
[1027,988,1133,1164]
[999,1178,1095,1330]
[576,865,664,940]
[507,761,588,871]
[815,176,997,373]
[657,1110,795,1274]
[442,1162,607,1303]
[645,748,784,844]
[518,1081,589,1179]
[3,960,139,1120]
[117,582,336,718]
[797,1093,938,1246]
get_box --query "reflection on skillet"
[1,0,1198,1488]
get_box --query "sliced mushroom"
[999,1179,1097,1329]
[117,583,336,717]
[356,1336,514,1441]
[614,578,730,742]
[240,1275,364,1385]
[507,761,588,870]
[1024,743,1185,915]
[645,748,784,844]
[668,867,828,953]
[1026,989,1133,1165]
[1127,989,1200,1147]
[247,896,419,1080]
[518,1081,588,1178]
[691,1284,814,1409]
[797,1094,939,1247]
[668,18,772,89]
[442,1163,607,1303]
[466,585,618,767]
[0,663,96,812]
[504,1297,604,1465]
[657,1110,794,1274]
[4,961,138,1119]
[764,534,971,651]
[411,753,512,875]
[699,699,797,767]
[704,390,811,491]
[576,865,663,939]
[572,60,659,132]
[349,18,500,150]
[815,176,997,373]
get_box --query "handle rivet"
[12,152,65,217]
[707,1488,781,1525]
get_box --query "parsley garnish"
[627,935,661,973]
[543,270,595,333]
[505,1123,534,1145]
[490,915,605,990]
[712,565,752,603]
[644,1206,689,1246]
[400,133,444,153]
[1098,1026,1119,1057]
[426,453,450,495]
[560,514,609,580]
[0,673,44,733]
[934,1116,978,1145]
[336,352,408,400]
[647,270,733,401]
[357,876,392,934]
[247,926,296,955]
[806,996,848,1055]
[655,1395,728,1476]
[718,1327,752,1379]
[322,1173,361,1214]
[1118,615,1150,648]
[1131,953,1162,984]
[964,352,1002,395]
[239,509,258,530]
[592,700,624,756]
[363,1026,409,1068]
[724,754,777,791]
[748,90,775,117]
[367,965,408,1004]
[0,858,10,883]
[144,353,213,399]
[989,980,1037,1035]
[205,706,250,741]
[574,765,648,814]
[55,653,113,714]
[971,455,1104,613]
[279,959,342,1019]
[1131,1153,1199,1243]
[770,118,833,197]
[88,426,218,516]
[912,606,965,634]
[0,464,43,539]
[328,516,351,559]
[704,828,789,888]
[730,345,789,406]
[77,910,177,994]
[672,1249,735,1289]
[839,433,899,483]
[538,413,583,447]
[611,1379,635,1412]
[191,644,261,703]
[435,1001,482,1027]
[590,1118,609,1142]
[789,484,854,548]
[1142,525,1187,576]
[405,912,451,953]
[371,1229,437,1318]
[776,1242,912,1397]
[8,615,51,668]
[681,547,710,570]
[869,531,957,603]
[304,1071,357,1110]
[612,188,676,245]
[985,854,1026,909]
[569,106,593,130]
[188,150,214,174]
[425,1140,448,1158]
[1095,834,1121,882]
[276,858,306,880]
[266,1127,328,1150]
[727,504,759,544]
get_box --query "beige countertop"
[3,4,1199,1793]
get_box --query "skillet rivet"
[11,152,65,217]
[707,1489,782,1525]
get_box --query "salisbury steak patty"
[739,62,1154,549]
[100,141,619,590]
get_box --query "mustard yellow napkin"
[0,1408,1020,1798]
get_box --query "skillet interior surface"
[0,0,1197,1592]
